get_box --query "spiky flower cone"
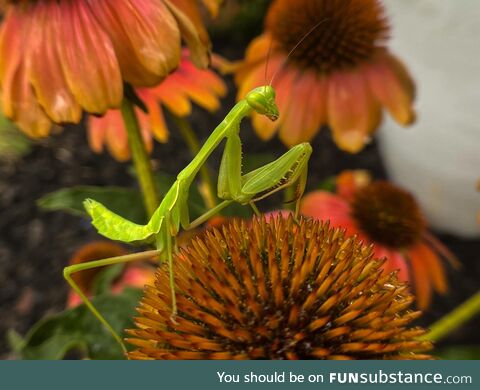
[127,216,432,360]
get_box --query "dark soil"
[1,63,479,358]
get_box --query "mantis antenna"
[269,18,329,86]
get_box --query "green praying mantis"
[63,85,313,354]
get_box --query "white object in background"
[379,0,480,238]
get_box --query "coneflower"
[127,216,432,360]
[235,0,415,153]
[301,171,460,310]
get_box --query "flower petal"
[140,91,169,143]
[54,0,123,114]
[328,70,382,153]
[164,0,211,69]
[301,191,357,235]
[25,2,82,123]
[279,69,327,146]
[0,8,24,118]
[7,63,52,138]
[90,0,180,86]
[415,243,448,295]
[366,51,416,126]
[407,247,432,310]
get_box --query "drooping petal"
[407,247,432,310]
[279,69,327,146]
[413,243,448,295]
[140,91,169,143]
[0,7,24,117]
[152,79,192,117]
[366,51,416,126]
[7,63,51,138]
[54,0,123,114]
[25,2,82,123]
[90,0,180,87]
[164,0,211,69]
[87,115,108,154]
[328,69,382,153]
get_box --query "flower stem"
[172,114,218,209]
[421,290,480,342]
[121,98,160,217]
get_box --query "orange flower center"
[266,0,389,73]
[351,182,425,248]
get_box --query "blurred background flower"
[88,50,227,161]
[0,0,212,137]
[301,171,460,310]
[235,0,415,153]
[127,216,432,360]
[66,241,155,308]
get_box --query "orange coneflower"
[0,0,212,137]
[127,216,432,360]
[301,171,460,310]
[235,0,415,153]
[87,50,227,161]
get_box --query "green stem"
[421,291,480,342]
[121,98,160,217]
[172,114,218,209]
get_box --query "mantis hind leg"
[63,250,160,354]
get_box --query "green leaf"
[38,186,147,224]
[18,289,143,360]
[318,176,336,192]
[0,115,32,162]
[436,346,480,360]
[6,329,26,354]
[91,263,125,296]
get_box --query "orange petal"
[0,8,24,118]
[366,51,416,126]
[153,80,192,117]
[378,249,409,283]
[26,2,82,123]
[91,0,180,86]
[7,63,52,138]
[336,170,371,200]
[301,191,355,232]
[328,70,382,153]
[141,91,169,143]
[87,115,108,154]
[56,1,123,114]
[408,247,432,310]
[165,0,211,69]
[415,243,448,295]
[279,69,327,146]
[201,0,222,17]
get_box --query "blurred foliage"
[208,0,271,47]
[8,288,142,360]
[0,113,31,162]
[436,346,480,360]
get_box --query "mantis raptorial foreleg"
[64,85,313,355]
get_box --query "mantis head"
[246,86,279,121]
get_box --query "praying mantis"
[63,85,313,354]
